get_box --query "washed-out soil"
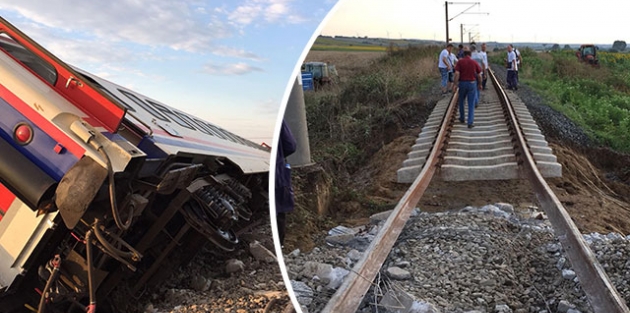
[286,50,630,253]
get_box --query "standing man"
[512,45,523,84]
[453,46,482,128]
[457,44,465,59]
[438,43,454,94]
[480,43,489,90]
[275,120,297,247]
[506,45,518,90]
[447,50,458,91]
[470,45,486,108]
[512,44,522,85]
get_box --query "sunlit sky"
[321,0,625,45]
[0,0,337,144]
[2,1,624,144]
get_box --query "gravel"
[282,64,627,313]
[285,203,630,313]
[113,222,291,313]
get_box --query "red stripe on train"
[0,83,85,158]
[0,182,16,220]
[0,19,126,133]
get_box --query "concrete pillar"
[284,76,312,167]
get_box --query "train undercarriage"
[0,155,268,313]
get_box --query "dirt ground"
[286,50,630,253]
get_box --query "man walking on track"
[480,43,489,90]
[471,45,486,108]
[453,46,482,128]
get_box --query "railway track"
[319,69,630,313]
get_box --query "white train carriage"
[0,17,271,313]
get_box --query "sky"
[0,0,338,144]
[321,0,626,46]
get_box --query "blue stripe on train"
[0,97,78,181]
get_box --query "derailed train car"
[0,17,271,312]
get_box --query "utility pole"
[444,2,488,44]
[445,1,449,44]
[460,24,464,45]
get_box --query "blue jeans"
[458,81,476,125]
[439,67,448,88]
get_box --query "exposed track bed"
[317,70,630,313]
[398,77,561,183]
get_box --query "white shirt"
[480,51,488,70]
[471,51,485,72]
[448,53,457,70]
[438,49,450,68]
[507,51,518,71]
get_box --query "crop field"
[491,48,630,152]
[310,44,388,52]
[311,36,418,52]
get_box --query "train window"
[171,112,214,136]
[146,100,195,130]
[204,123,232,141]
[78,75,136,112]
[197,120,228,140]
[119,89,169,121]
[227,132,249,146]
[216,127,240,144]
[239,136,258,149]
[0,33,57,85]
[191,117,223,137]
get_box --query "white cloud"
[228,0,308,26]
[0,0,261,60]
[201,62,264,75]
[229,3,263,25]
[212,46,263,61]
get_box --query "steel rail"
[321,91,458,313]
[321,70,629,313]
[488,69,629,313]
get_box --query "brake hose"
[85,231,96,313]
[37,255,61,313]
[97,147,133,231]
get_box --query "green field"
[311,36,410,52]
[310,44,388,52]
[490,49,630,152]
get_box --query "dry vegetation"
[287,45,630,255]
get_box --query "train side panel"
[0,16,271,313]
[0,184,57,289]
[78,71,271,173]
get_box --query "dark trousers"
[277,212,286,246]
[507,70,517,89]
[482,75,487,89]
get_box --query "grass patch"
[304,45,441,192]
[490,48,630,152]
[311,44,388,52]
